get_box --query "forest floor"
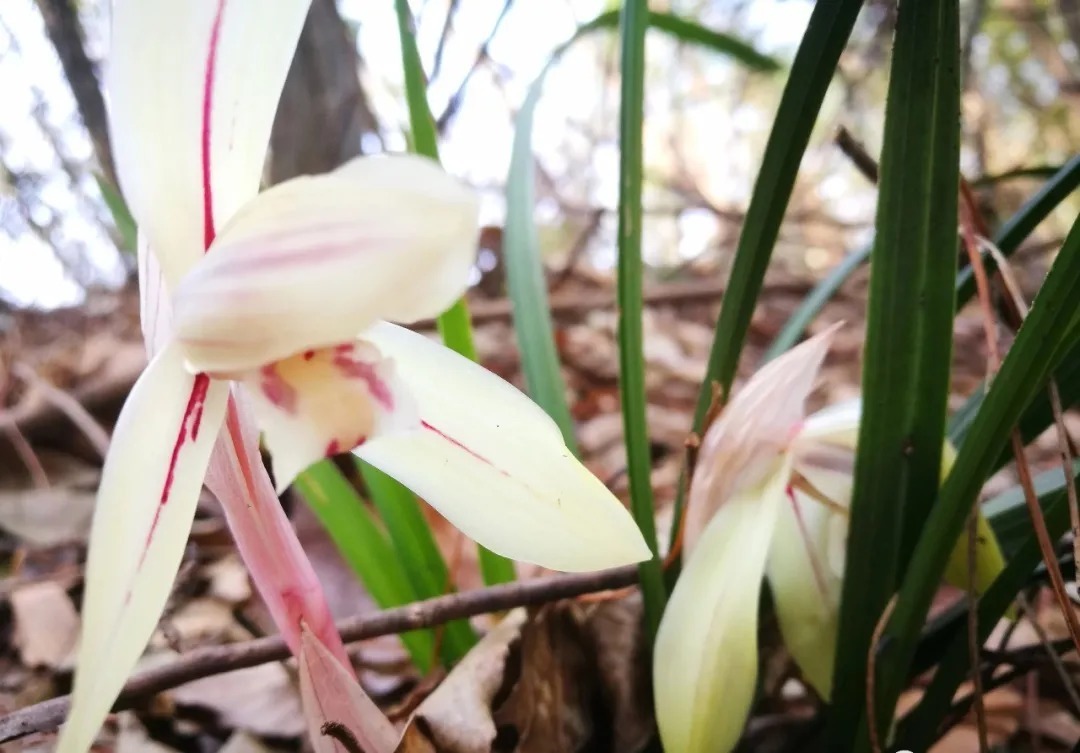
[0,262,1077,752]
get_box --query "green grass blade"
[898,485,1073,750]
[869,211,1080,753]
[956,153,1080,308]
[294,462,436,670]
[358,461,477,663]
[393,0,515,586]
[504,83,578,449]
[983,461,1080,555]
[503,12,777,447]
[769,153,1080,363]
[949,338,1080,460]
[828,5,961,748]
[668,0,862,555]
[691,1,862,413]
[615,0,666,640]
[94,173,137,253]
[762,242,871,361]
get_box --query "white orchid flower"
[60,2,649,750]
[653,327,1005,753]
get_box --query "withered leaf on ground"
[395,594,652,753]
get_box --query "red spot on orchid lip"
[303,350,316,361]
[332,350,394,411]
[324,439,341,456]
[260,364,298,414]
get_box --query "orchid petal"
[354,322,650,572]
[239,342,418,493]
[205,390,350,663]
[654,460,791,753]
[137,235,172,357]
[684,324,838,554]
[766,487,844,700]
[171,155,480,373]
[107,0,312,284]
[298,627,400,753]
[59,344,228,753]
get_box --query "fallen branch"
[0,565,639,741]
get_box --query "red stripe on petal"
[137,374,212,567]
[420,420,508,477]
[786,484,830,600]
[201,0,227,250]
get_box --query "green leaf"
[762,242,871,362]
[94,173,138,253]
[956,153,1080,308]
[358,461,477,664]
[829,5,961,749]
[984,461,1080,555]
[898,483,1074,750]
[768,154,1080,363]
[504,10,778,451]
[668,0,863,557]
[293,462,436,670]
[949,338,1080,461]
[615,0,666,640]
[870,195,1080,753]
[393,0,515,586]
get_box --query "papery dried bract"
[299,628,400,753]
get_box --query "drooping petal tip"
[355,322,651,572]
[59,344,229,753]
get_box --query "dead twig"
[0,565,638,741]
[12,362,111,457]
[835,126,879,184]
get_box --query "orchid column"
[60,2,649,751]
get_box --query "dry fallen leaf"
[10,580,79,669]
[0,451,98,545]
[396,594,652,753]
[170,662,307,739]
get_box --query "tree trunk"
[33,0,116,187]
[269,0,380,184]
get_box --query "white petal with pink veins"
[171,154,479,374]
[108,0,312,283]
[241,341,418,492]
[354,322,651,572]
[59,343,229,753]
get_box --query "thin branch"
[834,126,879,184]
[0,565,638,741]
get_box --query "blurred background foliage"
[2,0,1077,312]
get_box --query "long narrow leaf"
[770,154,1080,362]
[615,0,666,640]
[829,5,961,749]
[668,0,863,555]
[358,461,477,663]
[762,242,871,361]
[871,206,1080,753]
[898,485,1073,749]
[504,13,778,448]
[294,462,436,670]
[392,0,515,586]
[956,153,1080,307]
